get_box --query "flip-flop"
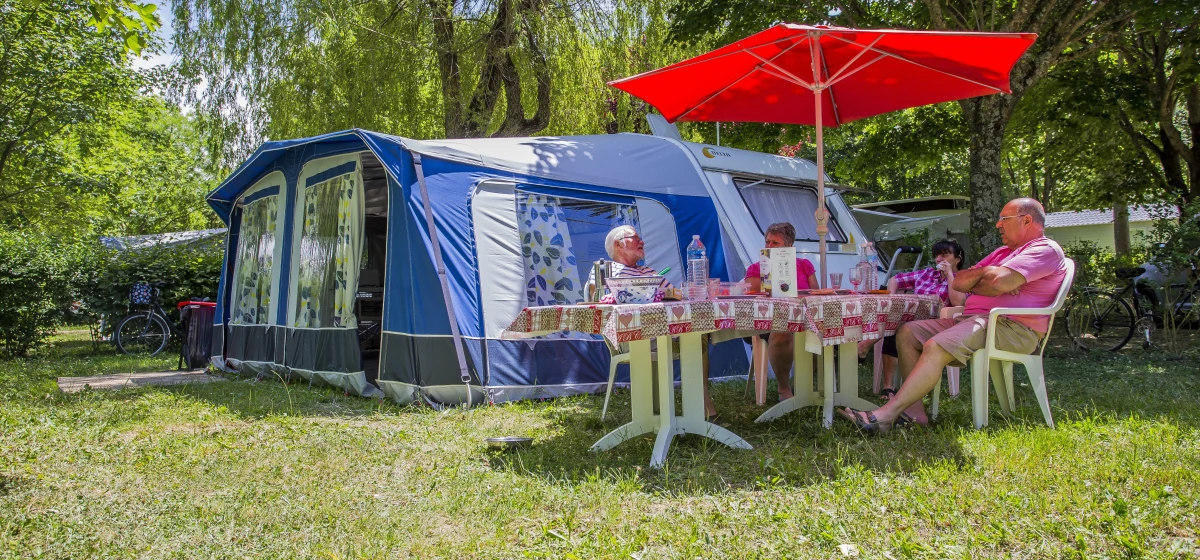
[879,388,897,403]
[837,407,891,435]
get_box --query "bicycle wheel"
[1064,290,1135,352]
[115,313,171,356]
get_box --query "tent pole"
[412,153,474,408]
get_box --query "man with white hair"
[604,225,676,289]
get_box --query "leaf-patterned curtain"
[294,172,363,328]
[230,196,278,325]
[333,173,364,327]
[519,194,584,306]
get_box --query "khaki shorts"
[901,315,1043,367]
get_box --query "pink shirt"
[744,258,817,290]
[963,237,1067,333]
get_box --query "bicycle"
[114,282,180,356]
[1064,256,1200,352]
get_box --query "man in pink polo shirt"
[838,198,1067,433]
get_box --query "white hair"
[605,225,638,259]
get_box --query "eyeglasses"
[618,234,642,243]
[997,214,1028,223]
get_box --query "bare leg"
[857,338,877,359]
[882,354,898,390]
[767,332,794,400]
[863,335,953,427]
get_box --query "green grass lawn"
[2,332,1198,558]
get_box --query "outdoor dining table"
[501,293,942,468]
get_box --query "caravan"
[207,128,868,405]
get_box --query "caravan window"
[736,179,848,243]
[230,193,278,325]
[516,190,639,306]
[293,168,364,328]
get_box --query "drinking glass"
[828,272,843,290]
[849,267,862,292]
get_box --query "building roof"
[1044,204,1177,228]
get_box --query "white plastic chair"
[931,258,1075,429]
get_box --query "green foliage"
[0,0,140,224]
[75,237,225,327]
[0,232,77,356]
[1061,240,1145,291]
[0,234,223,356]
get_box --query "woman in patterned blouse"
[858,239,967,401]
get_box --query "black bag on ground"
[177,301,216,370]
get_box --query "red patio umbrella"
[609,24,1036,283]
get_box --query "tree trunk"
[1113,200,1131,257]
[961,95,1014,261]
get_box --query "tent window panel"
[737,181,848,243]
[294,172,364,328]
[516,191,639,307]
[230,195,278,325]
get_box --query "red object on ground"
[177,301,217,309]
[609,24,1036,126]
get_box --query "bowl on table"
[605,276,665,304]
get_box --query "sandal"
[879,388,897,403]
[892,411,916,428]
[837,407,892,435]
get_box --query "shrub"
[75,237,225,329]
[0,233,225,357]
[0,232,76,357]
[1062,239,1147,291]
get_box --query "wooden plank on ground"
[57,370,226,393]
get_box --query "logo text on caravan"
[701,147,732,158]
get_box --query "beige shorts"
[901,315,1043,367]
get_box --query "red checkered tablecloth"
[502,294,942,347]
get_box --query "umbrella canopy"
[610,24,1036,282]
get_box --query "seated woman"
[744,222,819,401]
[857,238,966,402]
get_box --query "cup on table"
[828,272,843,290]
[708,279,724,298]
[729,281,747,296]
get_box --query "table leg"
[649,335,680,468]
[755,332,823,423]
[591,339,658,452]
[815,341,878,428]
[675,332,751,451]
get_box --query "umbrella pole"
[815,108,828,288]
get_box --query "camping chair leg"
[972,353,988,429]
[989,361,1012,416]
[749,336,768,405]
[602,353,626,421]
[1025,359,1055,428]
[931,378,942,421]
[1003,362,1016,411]
[871,341,884,394]
[946,365,961,397]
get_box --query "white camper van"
[646,115,870,285]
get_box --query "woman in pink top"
[742,223,819,401]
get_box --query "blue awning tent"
[208,129,749,405]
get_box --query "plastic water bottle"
[865,242,879,291]
[686,235,708,300]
